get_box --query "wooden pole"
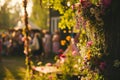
[23,0,31,79]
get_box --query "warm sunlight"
[10,0,33,17]
[0,0,5,7]
[0,0,33,17]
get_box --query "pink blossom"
[59,54,66,58]
[87,41,93,47]
[48,75,53,80]
[41,67,44,70]
[58,49,64,54]
[79,0,87,3]
[46,63,52,66]
[71,4,75,10]
[72,51,77,56]
[80,0,92,8]
[22,37,25,42]
[99,61,106,71]
[60,57,65,63]
[102,0,112,8]
[79,0,84,3]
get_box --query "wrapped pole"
[23,0,32,79]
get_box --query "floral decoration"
[56,0,112,79]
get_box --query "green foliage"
[0,0,21,29]
[30,0,49,29]
[0,1,10,29]
[42,0,78,30]
[30,0,112,79]
[90,0,99,5]
[59,9,75,30]
[113,59,120,68]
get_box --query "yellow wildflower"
[60,40,66,46]
[66,35,71,41]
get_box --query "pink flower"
[48,75,53,80]
[22,37,25,42]
[41,67,44,70]
[99,61,106,71]
[58,49,64,54]
[46,63,52,66]
[59,54,66,58]
[80,0,92,8]
[102,0,112,8]
[72,51,77,56]
[58,54,66,63]
[71,4,75,10]
[80,0,85,4]
[87,41,93,47]
[79,0,84,3]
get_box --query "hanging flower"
[86,50,91,60]
[80,0,92,8]
[102,0,112,8]
[48,75,53,80]
[72,50,78,56]
[71,4,75,10]
[87,41,93,47]
[99,61,106,71]
[58,54,66,63]
[46,63,52,66]
[66,35,71,41]
[60,40,66,46]
[58,49,64,54]
[58,54,66,59]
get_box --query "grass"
[0,54,56,80]
[0,55,26,80]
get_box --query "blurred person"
[52,30,60,54]
[0,37,2,62]
[42,30,51,58]
[30,32,43,61]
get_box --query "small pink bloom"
[99,61,106,70]
[46,63,52,66]
[102,0,112,8]
[71,5,75,10]
[48,75,53,80]
[24,50,28,55]
[58,49,64,54]
[41,68,44,70]
[60,57,65,63]
[72,51,77,56]
[87,41,93,47]
[22,37,25,41]
[60,54,66,58]
[80,0,84,3]
[80,0,92,8]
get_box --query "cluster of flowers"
[72,0,111,79]
[72,0,111,29]
[54,0,112,79]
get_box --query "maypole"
[23,0,32,79]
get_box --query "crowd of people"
[0,29,61,61]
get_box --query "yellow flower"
[68,30,71,33]
[87,54,91,60]
[87,50,91,54]
[63,30,66,33]
[66,36,71,41]
[82,29,86,34]
[87,50,91,60]
[60,40,66,46]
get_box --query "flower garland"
[70,0,111,79]
[51,0,112,79]
[56,0,112,79]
